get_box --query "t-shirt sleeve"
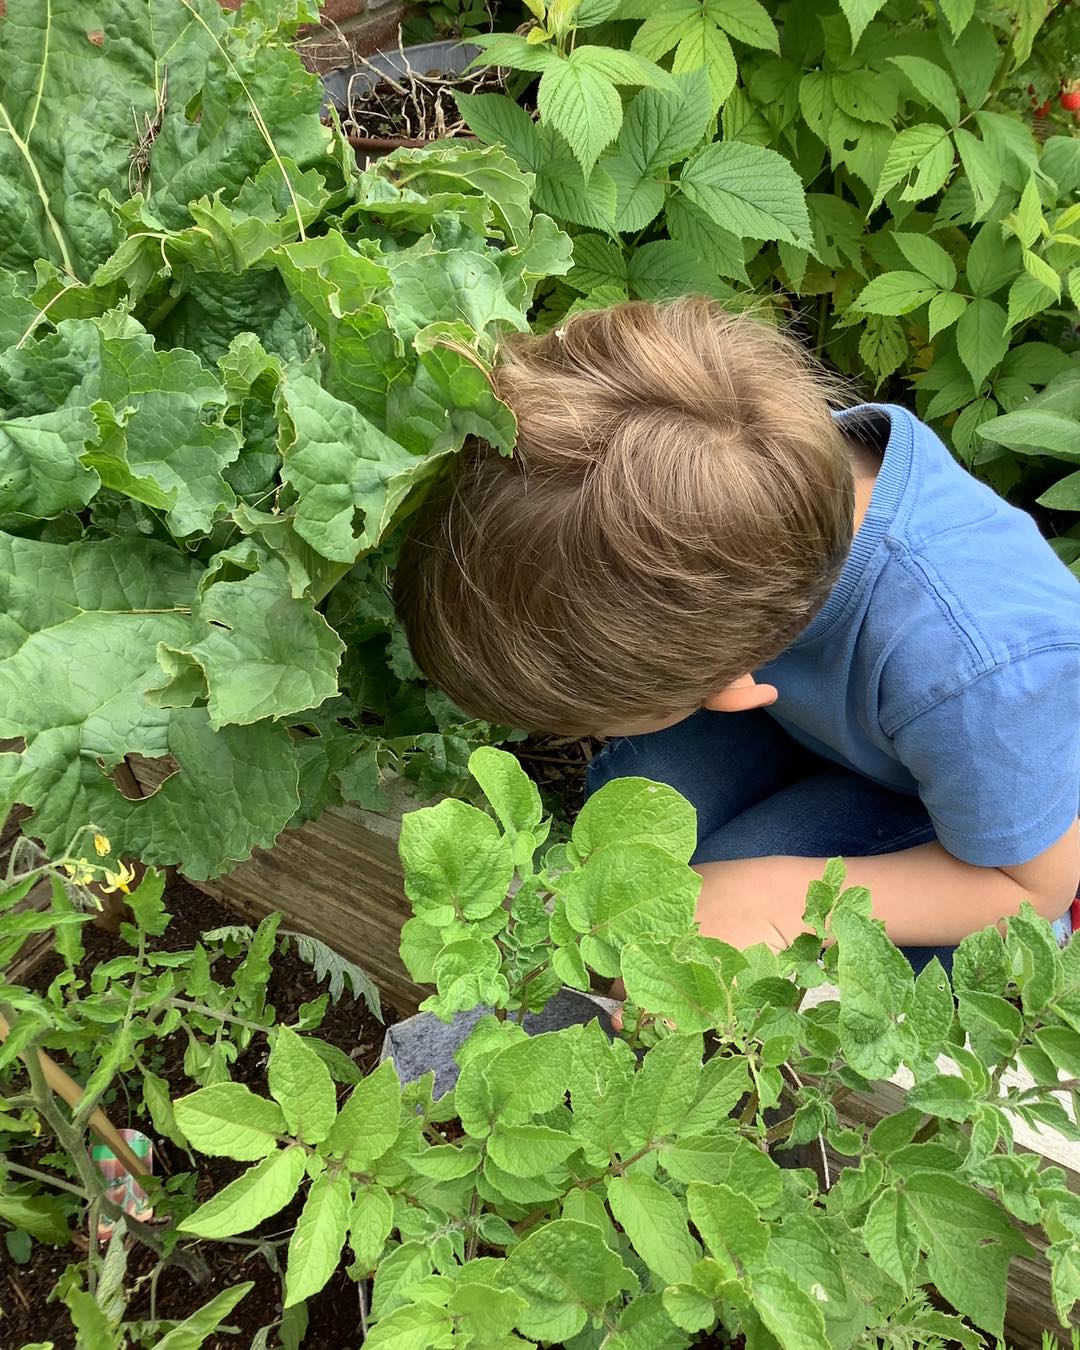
[891,646,1080,867]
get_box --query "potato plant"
[4,756,1080,1347]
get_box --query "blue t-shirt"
[759,403,1080,869]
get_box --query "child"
[394,298,1080,971]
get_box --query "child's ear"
[703,675,779,714]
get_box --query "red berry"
[1062,90,1080,110]
[1035,99,1052,115]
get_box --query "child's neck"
[849,435,882,534]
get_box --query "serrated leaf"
[327,1058,401,1169]
[680,141,811,246]
[956,297,1008,390]
[928,291,967,338]
[174,1083,286,1160]
[705,0,779,51]
[952,127,1002,222]
[608,1173,701,1284]
[888,56,960,127]
[854,270,939,315]
[180,1147,305,1238]
[872,125,953,211]
[268,1026,337,1144]
[284,1171,351,1307]
[153,1283,256,1350]
[833,908,914,1077]
[537,59,623,176]
[498,1219,635,1343]
[838,0,886,44]
[672,21,737,108]
[617,69,714,176]
[892,233,956,290]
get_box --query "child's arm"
[694,823,1079,951]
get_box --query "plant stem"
[167,996,272,1035]
[5,1160,89,1200]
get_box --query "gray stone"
[380,989,620,1097]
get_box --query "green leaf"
[180,1147,305,1238]
[909,957,954,1056]
[928,291,967,338]
[0,1191,69,1245]
[892,233,956,290]
[152,1283,257,1350]
[964,224,1019,298]
[278,370,447,566]
[625,1033,704,1149]
[859,315,908,387]
[627,239,732,301]
[363,1303,454,1350]
[906,1073,975,1121]
[904,1171,1034,1335]
[399,798,514,927]
[661,1133,783,1205]
[680,141,811,246]
[680,1055,751,1132]
[872,124,953,211]
[327,1059,401,1169]
[569,46,672,88]
[622,936,723,1031]
[937,0,975,36]
[174,1083,287,1160]
[153,559,343,728]
[0,406,99,523]
[686,1180,768,1266]
[349,1182,394,1270]
[456,93,539,171]
[887,56,960,127]
[470,32,561,71]
[468,745,542,840]
[832,71,897,126]
[853,271,939,316]
[952,128,1002,222]
[617,69,713,177]
[268,1026,337,1145]
[498,1219,635,1343]
[705,0,779,52]
[608,1174,701,1284]
[560,842,700,949]
[956,298,1009,390]
[572,776,697,863]
[485,1031,575,1123]
[488,1122,580,1175]
[537,59,624,176]
[284,1172,352,1307]
[864,1187,917,1293]
[750,1267,829,1349]
[672,20,737,108]
[833,908,914,1077]
[1006,272,1058,330]
[371,1241,435,1318]
[568,1020,636,1163]
[838,0,886,44]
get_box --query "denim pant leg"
[587,708,814,841]
[587,710,950,976]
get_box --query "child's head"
[394,297,853,736]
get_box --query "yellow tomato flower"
[101,860,136,895]
[93,833,111,857]
[62,858,95,887]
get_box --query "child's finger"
[611,1003,624,1032]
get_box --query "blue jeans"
[588,709,957,976]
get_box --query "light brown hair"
[394,297,854,734]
